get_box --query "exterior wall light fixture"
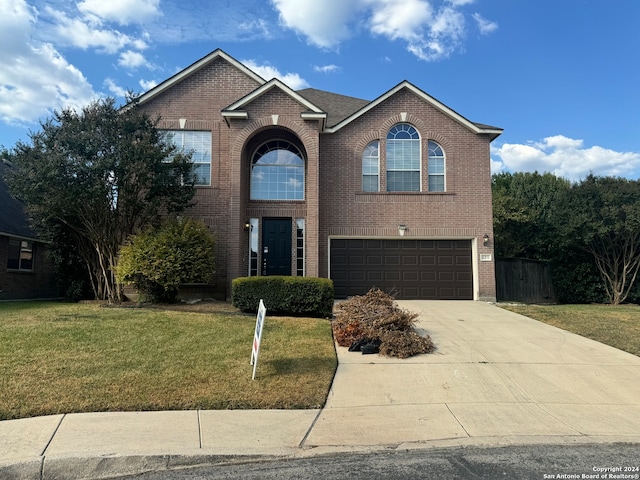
[483,234,489,246]
[244,221,252,231]
[398,224,408,236]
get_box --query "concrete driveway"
[305,301,640,448]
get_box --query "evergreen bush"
[231,276,334,318]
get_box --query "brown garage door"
[330,239,473,300]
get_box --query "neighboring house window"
[163,130,212,186]
[428,140,446,192]
[7,238,34,271]
[251,140,305,200]
[386,124,420,192]
[362,141,380,192]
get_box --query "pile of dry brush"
[332,288,435,358]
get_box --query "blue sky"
[2,0,640,181]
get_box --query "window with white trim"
[428,140,445,192]
[362,141,380,192]
[251,140,305,200]
[163,130,212,186]
[386,124,420,192]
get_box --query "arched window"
[428,140,445,192]
[250,140,305,200]
[386,124,420,192]
[362,141,380,192]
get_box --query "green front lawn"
[498,303,640,357]
[0,301,337,420]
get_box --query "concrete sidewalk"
[2,301,640,479]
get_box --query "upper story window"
[251,140,304,200]
[362,141,380,192]
[386,123,420,192]
[428,140,446,192]
[163,130,211,186]
[7,238,34,271]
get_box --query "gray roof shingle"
[0,160,37,239]
[297,88,370,128]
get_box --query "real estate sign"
[250,299,266,380]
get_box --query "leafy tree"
[5,97,195,303]
[116,219,216,303]
[492,172,570,260]
[556,175,640,305]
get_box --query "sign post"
[250,299,267,380]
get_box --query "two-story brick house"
[136,49,502,301]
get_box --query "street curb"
[2,454,277,480]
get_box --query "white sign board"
[250,299,267,380]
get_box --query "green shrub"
[232,276,334,318]
[116,219,215,303]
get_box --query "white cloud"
[491,135,640,180]
[270,0,496,61]
[270,0,360,48]
[77,0,161,25]
[314,64,340,73]
[447,0,474,6]
[44,7,141,54]
[0,0,96,125]
[472,12,497,34]
[369,0,433,42]
[139,79,158,91]
[104,78,127,98]
[118,50,147,69]
[243,60,310,90]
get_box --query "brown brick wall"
[139,57,496,300]
[317,89,496,300]
[140,57,263,295]
[0,236,58,300]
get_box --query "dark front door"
[262,218,292,276]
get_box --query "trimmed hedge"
[232,276,334,318]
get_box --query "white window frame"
[362,141,380,192]
[428,140,446,192]
[386,123,421,192]
[163,130,212,186]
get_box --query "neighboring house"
[0,160,58,300]
[137,49,502,301]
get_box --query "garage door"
[330,239,473,300]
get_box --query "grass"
[498,303,640,357]
[0,301,337,420]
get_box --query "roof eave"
[325,80,503,139]
[224,79,325,115]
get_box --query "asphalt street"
[107,443,640,480]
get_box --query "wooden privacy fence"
[496,257,556,304]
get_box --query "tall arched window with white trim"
[386,124,420,192]
[428,140,445,192]
[250,140,305,200]
[362,140,380,192]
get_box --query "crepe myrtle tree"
[5,96,196,303]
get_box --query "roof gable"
[326,80,503,140]
[136,49,266,106]
[222,79,327,124]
